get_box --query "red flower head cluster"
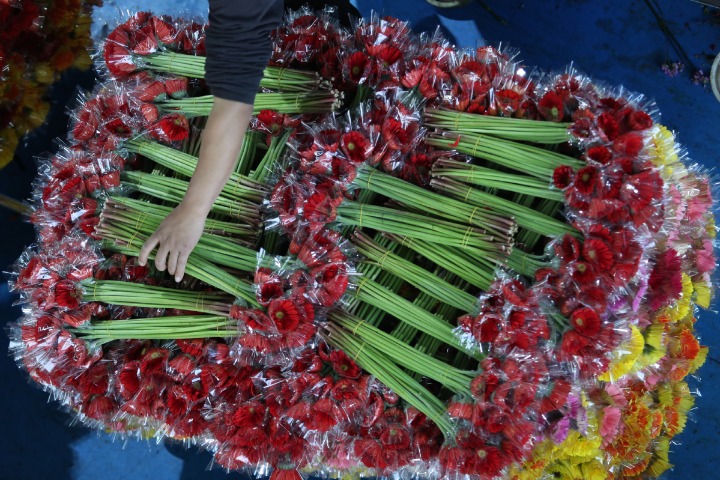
[12,236,102,328]
[104,13,171,77]
[270,9,344,69]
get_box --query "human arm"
[137,98,253,281]
[137,0,284,280]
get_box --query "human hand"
[137,203,206,282]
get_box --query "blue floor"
[1,1,718,479]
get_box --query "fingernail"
[175,276,181,282]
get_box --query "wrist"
[178,199,212,218]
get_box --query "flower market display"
[0,0,101,168]
[7,7,718,480]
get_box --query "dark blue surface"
[1,1,718,479]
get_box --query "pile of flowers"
[7,8,717,480]
[0,0,102,168]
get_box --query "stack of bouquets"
[6,7,717,480]
[0,0,102,168]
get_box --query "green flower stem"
[424,132,583,180]
[424,108,572,144]
[101,200,259,272]
[337,200,512,256]
[431,158,564,202]
[81,280,232,314]
[517,197,563,252]
[346,234,405,325]
[324,325,454,436]
[156,92,339,117]
[353,164,517,241]
[251,130,292,183]
[140,53,325,91]
[353,231,477,313]
[121,171,261,223]
[330,311,475,395]
[351,277,480,359]
[505,249,549,278]
[124,139,268,204]
[108,196,256,240]
[385,234,495,291]
[235,131,262,176]
[432,177,577,238]
[97,232,259,307]
[72,315,238,343]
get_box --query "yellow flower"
[637,324,666,368]
[33,63,56,85]
[599,325,644,382]
[692,279,712,309]
[690,345,708,373]
[546,461,583,479]
[579,459,609,480]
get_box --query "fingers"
[167,251,180,277]
[174,251,190,283]
[155,242,171,272]
[138,234,160,266]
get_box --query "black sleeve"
[205,0,284,104]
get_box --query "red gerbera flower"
[346,51,369,83]
[151,15,177,44]
[372,43,403,68]
[303,192,339,224]
[54,280,80,309]
[341,131,370,164]
[256,109,286,135]
[268,298,302,332]
[612,132,644,156]
[72,106,99,141]
[354,438,387,470]
[231,401,266,428]
[270,469,302,480]
[582,238,614,270]
[329,349,362,378]
[586,145,612,165]
[573,165,600,196]
[570,307,601,337]
[647,248,683,310]
[84,395,117,420]
[165,77,189,99]
[153,113,189,142]
[628,109,653,131]
[597,112,620,140]
[104,117,133,138]
[552,165,574,189]
[538,90,565,122]
[138,80,167,102]
[559,330,591,356]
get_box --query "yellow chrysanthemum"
[692,279,712,309]
[599,325,644,382]
[579,459,609,480]
[648,125,679,168]
[690,345,708,373]
[637,324,666,368]
[546,460,583,479]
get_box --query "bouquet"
[7,7,717,480]
[0,0,101,168]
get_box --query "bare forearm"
[181,97,254,215]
